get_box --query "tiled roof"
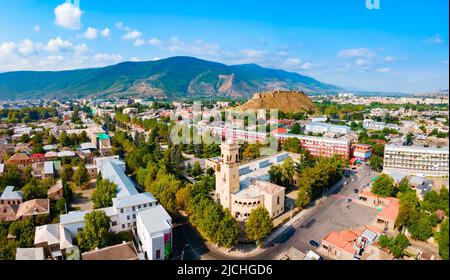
[81,242,138,260]
[15,199,49,219]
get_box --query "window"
[138,205,141,209]
[132,206,135,211]
[122,224,125,229]
[277,196,280,205]
[77,228,82,232]
[120,209,124,213]
[127,215,130,220]
[156,250,161,259]
[112,221,117,226]
[133,214,136,219]
[128,223,131,228]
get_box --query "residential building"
[82,241,140,260]
[351,143,373,163]
[15,199,50,221]
[15,248,46,260]
[383,144,449,177]
[136,205,172,260]
[305,122,350,135]
[34,224,74,260]
[60,159,158,237]
[0,186,23,206]
[357,191,400,231]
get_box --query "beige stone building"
[214,142,286,221]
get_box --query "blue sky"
[0,0,448,93]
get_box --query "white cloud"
[115,22,125,30]
[0,42,16,58]
[134,39,145,47]
[376,67,391,73]
[338,48,375,59]
[54,2,83,30]
[167,37,222,56]
[83,27,98,39]
[92,53,123,63]
[284,57,302,66]
[34,25,41,32]
[444,60,449,65]
[74,43,89,54]
[18,39,36,56]
[101,28,111,38]
[301,62,313,70]
[44,37,74,53]
[122,30,142,40]
[385,56,395,62]
[355,58,369,66]
[240,49,267,59]
[148,37,162,46]
[428,34,444,44]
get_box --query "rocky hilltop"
[239,90,318,113]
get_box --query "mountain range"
[0,56,340,100]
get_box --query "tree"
[296,186,311,209]
[8,218,35,248]
[78,131,90,143]
[396,191,420,228]
[73,163,89,188]
[408,213,434,241]
[58,131,71,147]
[216,211,240,248]
[245,207,273,246]
[398,178,411,193]
[378,233,409,258]
[282,137,302,153]
[22,178,48,200]
[371,174,397,197]
[192,161,202,177]
[145,170,181,214]
[61,165,74,182]
[0,165,23,190]
[92,179,117,209]
[199,203,223,243]
[369,154,383,172]
[176,185,191,211]
[76,211,112,252]
[289,123,301,134]
[437,219,449,260]
[372,143,385,157]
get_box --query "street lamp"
[181,244,189,260]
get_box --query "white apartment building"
[60,159,158,237]
[363,119,401,131]
[383,145,449,177]
[304,122,350,135]
[136,205,172,260]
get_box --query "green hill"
[0,56,340,100]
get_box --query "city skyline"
[0,0,448,93]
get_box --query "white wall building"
[136,205,172,260]
[383,144,449,177]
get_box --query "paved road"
[172,164,380,260]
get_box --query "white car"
[351,178,356,182]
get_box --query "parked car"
[367,172,371,176]
[351,178,356,182]
[344,181,349,185]
[354,189,359,193]
[309,240,320,248]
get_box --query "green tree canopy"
[76,211,112,252]
[371,174,397,197]
[92,179,117,209]
[245,207,273,246]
